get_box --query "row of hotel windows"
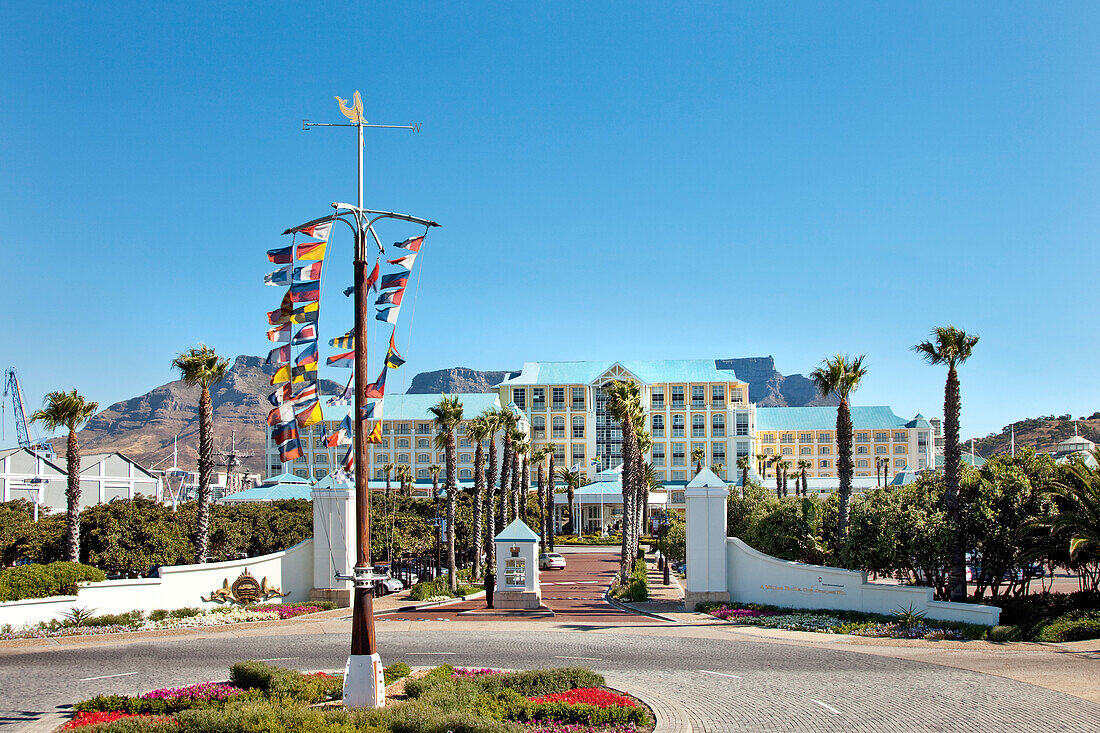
[759,431,909,443]
[763,445,910,456]
[650,413,749,438]
[511,385,745,411]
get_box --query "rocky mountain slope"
[407,367,514,395]
[75,356,342,471]
[970,412,1100,457]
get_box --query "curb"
[377,590,486,615]
[602,590,678,623]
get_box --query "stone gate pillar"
[684,467,730,608]
[310,476,355,606]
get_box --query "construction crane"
[2,367,52,453]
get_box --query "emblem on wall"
[509,545,521,557]
[201,569,289,604]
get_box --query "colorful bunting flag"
[288,280,321,303]
[297,220,333,241]
[264,265,293,286]
[329,333,353,349]
[393,235,424,252]
[379,271,408,290]
[367,422,383,444]
[343,286,354,298]
[292,324,317,344]
[340,444,354,470]
[295,341,319,366]
[297,240,327,261]
[365,366,387,398]
[267,323,291,343]
[375,288,404,307]
[291,363,318,382]
[267,291,295,324]
[288,302,319,324]
[294,262,323,281]
[326,351,354,368]
[267,245,293,264]
[387,253,417,270]
[385,331,405,369]
[365,262,380,291]
[279,437,304,462]
[291,382,319,404]
[376,305,401,324]
[361,400,382,420]
[270,365,291,385]
[325,415,353,447]
[272,421,298,445]
[268,384,293,406]
[268,402,296,426]
[295,400,323,428]
[266,344,291,365]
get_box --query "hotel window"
[780,433,794,444]
[552,387,565,410]
[712,443,725,464]
[692,414,706,437]
[418,468,429,479]
[295,469,308,478]
[736,441,750,458]
[800,433,813,442]
[382,424,391,435]
[397,423,411,435]
[856,432,869,442]
[819,460,831,468]
[375,468,385,479]
[554,444,565,463]
[512,388,527,410]
[692,385,705,408]
[875,432,888,442]
[532,387,546,410]
[315,454,328,464]
[731,388,743,403]
[782,447,793,456]
[894,431,907,442]
[857,459,869,468]
[532,416,546,439]
[820,446,831,455]
[375,454,386,463]
[460,468,473,479]
[736,412,749,436]
[763,447,774,455]
[857,446,869,455]
[800,447,812,455]
[572,416,585,439]
[671,471,686,482]
[652,414,664,437]
[381,438,389,449]
[295,455,308,464]
[894,445,906,454]
[417,438,430,449]
[397,438,409,449]
[460,437,471,448]
[418,423,432,435]
[313,437,325,448]
[397,453,409,464]
[552,416,565,439]
[671,443,686,466]
[652,444,665,466]
[572,444,585,463]
[651,388,664,409]
[671,386,685,408]
[417,453,430,463]
[672,414,685,437]
[818,432,831,442]
[712,385,725,408]
[876,446,888,455]
[712,413,725,436]
[460,454,471,464]
[572,387,585,410]
[895,458,906,468]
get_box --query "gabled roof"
[496,360,741,387]
[0,446,67,474]
[264,471,310,485]
[686,466,728,488]
[219,482,313,503]
[79,452,159,480]
[321,393,501,421]
[755,406,910,431]
[494,518,539,543]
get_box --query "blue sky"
[2,2,1097,446]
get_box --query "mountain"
[75,355,342,471]
[406,357,836,407]
[970,412,1100,457]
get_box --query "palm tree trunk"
[500,435,512,526]
[537,463,546,551]
[741,465,748,497]
[520,458,530,522]
[801,470,808,496]
[194,386,214,563]
[486,437,498,569]
[944,365,967,601]
[65,428,81,562]
[472,442,484,579]
[510,452,521,523]
[619,416,639,580]
[547,453,556,550]
[837,396,854,542]
[774,463,782,499]
[446,430,458,594]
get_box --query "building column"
[310,482,355,606]
[684,482,730,608]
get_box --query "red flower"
[528,688,637,708]
[64,711,178,729]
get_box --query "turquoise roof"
[265,471,310,484]
[321,392,501,421]
[497,360,740,387]
[495,518,539,543]
[220,483,313,502]
[755,406,909,431]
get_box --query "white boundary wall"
[0,540,313,630]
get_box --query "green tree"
[810,353,867,544]
[914,326,979,601]
[604,380,644,580]
[530,446,552,551]
[30,389,98,562]
[430,394,464,593]
[557,464,582,537]
[736,455,751,498]
[692,447,706,476]
[465,415,491,578]
[171,345,229,563]
[481,408,503,572]
[797,460,812,497]
[428,464,442,500]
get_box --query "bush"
[228,661,336,704]
[0,561,105,602]
[405,667,604,701]
[1037,614,1100,642]
[610,559,648,602]
[408,578,479,601]
[177,702,359,733]
[991,591,1100,640]
[987,625,1022,642]
[384,662,412,685]
[85,610,145,628]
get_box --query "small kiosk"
[493,519,542,609]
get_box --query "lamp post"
[287,93,439,709]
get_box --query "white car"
[539,552,566,570]
[377,576,404,595]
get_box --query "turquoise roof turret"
[494,518,539,543]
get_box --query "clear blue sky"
[2,2,1097,447]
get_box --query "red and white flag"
[298,220,332,241]
[387,253,417,270]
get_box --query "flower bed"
[453,667,505,677]
[140,682,245,703]
[62,711,177,729]
[701,602,986,639]
[529,688,636,709]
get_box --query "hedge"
[0,561,105,602]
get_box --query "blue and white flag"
[376,305,401,324]
[264,265,293,286]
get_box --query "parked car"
[539,552,566,570]
[374,576,404,595]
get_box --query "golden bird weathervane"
[335,91,367,124]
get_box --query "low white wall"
[0,539,314,630]
[725,537,1000,626]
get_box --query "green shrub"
[384,662,412,685]
[177,701,358,733]
[987,625,1022,642]
[610,559,648,602]
[228,660,331,703]
[76,716,180,732]
[85,610,145,628]
[0,561,105,602]
[1037,614,1100,642]
[407,578,478,601]
[405,667,604,701]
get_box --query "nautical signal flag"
[268,384,294,407]
[393,235,424,252]
[266,344,291,365]
[272,420,298,445]
[385,347,406,370]
[329,332,353,349]
[264,265,293,286]
[328,377,353,406]
[268,402,296,426]
[269,301,318,325]
[294,262,323,281]
[365,366,387,398]
[297,240,327,261]
[379,271,408,290]
[267,323,291,342]
[376,305,400,324]
[292,324,317,344]
[291,381,319,405]
[375,288,404,307]
[387,252,417,270]
[279,437,304,462]
[361,400,381,420]
[365,262,380,291]
[288,280,321,303]
[295,401,323,428]
[270,365,291,385]
[267,245,293,264]
[340,445,354,471]
[327,351,354,368]
[296,220,333,241]
[367,422,383,444]
[294,341,318,366]
[325,415,353,447]
[291,363,318,383]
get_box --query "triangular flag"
[297,240,327,261]
[292,382,319,404]
[268,384,294,407]
[291,363,318,383]
[366,422,383,444]
[385,332,405,369]
[375,288,404,307]
[365,262,380,292]
[270,364,292,385]
[268,402,296,426]
[267,245,293,264]
[379,271,408,290]
[340,444,354,470]
[289,302,319,324]
[329,332,353,349]
[365,366,387,398]
[292,324,317,344]
[326,351,354,368]
[387,253,417,270]
[376,305,400,324]
[393,235,424,252]
[298,220,333,241]
[295,341,318,366]
[295,400,323,428]
[264,265,293,286]
[361,400,382,420]
[267,323,291,343]
[266,344,291,365]
[294,262,323,281]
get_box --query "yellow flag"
[295,401,323,428]
[297,240,327,261]
[289,302,319,324]
[270,365,291,385]
[367,421,383,444]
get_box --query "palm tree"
[737,455,751,498]
[497,408,518,527]
[756,453,767,477]
[383,462,395,498]
[810,353,867,542]
[692,447,706,476]
[711,463,724,477]
[430,394,464,594]
[514,436,530,521]
[531,447,552,551]
[914,326,979,601]
[797,460,811,497]
[641,461,659,538]
[482,408,503,572]
[605,380,644,580]
[428,464,442,500]
[397,464,412,497]
[466,415,491,579]
[30,389,98,562]
[781,460,791,497]
[771,454,784,498]
[1045,449,1100,564]
[557,465,582,538]
[546,443,558,548]
[172,344,229,563]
